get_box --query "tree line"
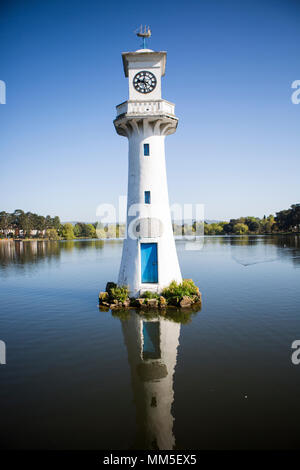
[0,210,98,240]
[198,204,300,235]
[0,210,61,238]
[0,204,299,240]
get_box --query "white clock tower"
[114,34,182,296]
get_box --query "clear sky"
[0,0,299,222]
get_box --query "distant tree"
[245,217,259,230]
[223,223,233,234]
[213,223,225,235]
[264,215,276,233]
[45,215,52,230]
[204,223,225,235]
[0,210,61,238]
[291,204,300,231]
[85,224,97,238]
[57,224,64,237]
[233,223,249,235]
[62,223,75,239]
[248,220,260,232]
[46,228,59,240]
[12,209,24,235]
[73,222,96,238]
[20,212,34,237]
[0,211,12,233]
[275,204,300,232]
[31,213,39,233]
[35,215,46,236]
[74,223,83,237]
[204,224,214,235]
[275,209,292,231]
[52,216,61,230]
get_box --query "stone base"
[99,280,202,312]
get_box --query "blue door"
[141,243,158,283]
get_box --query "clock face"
[133,71,157,94]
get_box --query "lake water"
[0,236,300,450]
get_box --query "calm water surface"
[0,236,300,449]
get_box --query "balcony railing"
[116,99,175,118]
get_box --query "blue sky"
[0,0,299,222]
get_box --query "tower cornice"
[122,51,167,77]
[114,114,178,138]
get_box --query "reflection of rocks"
[100,304,201,325]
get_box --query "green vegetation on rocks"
[140,291,160,300]
[99,279,202,312]
[161,279,201,306]
[110,285,130,303]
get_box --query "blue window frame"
[144,143,150,156]
[144,191,151,204]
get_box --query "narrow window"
[144,191,151,204]
[144,143,150,156]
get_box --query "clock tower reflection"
[121,311,181,450]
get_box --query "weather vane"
[135,25,151,49]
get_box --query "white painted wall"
[118,125,182,295]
